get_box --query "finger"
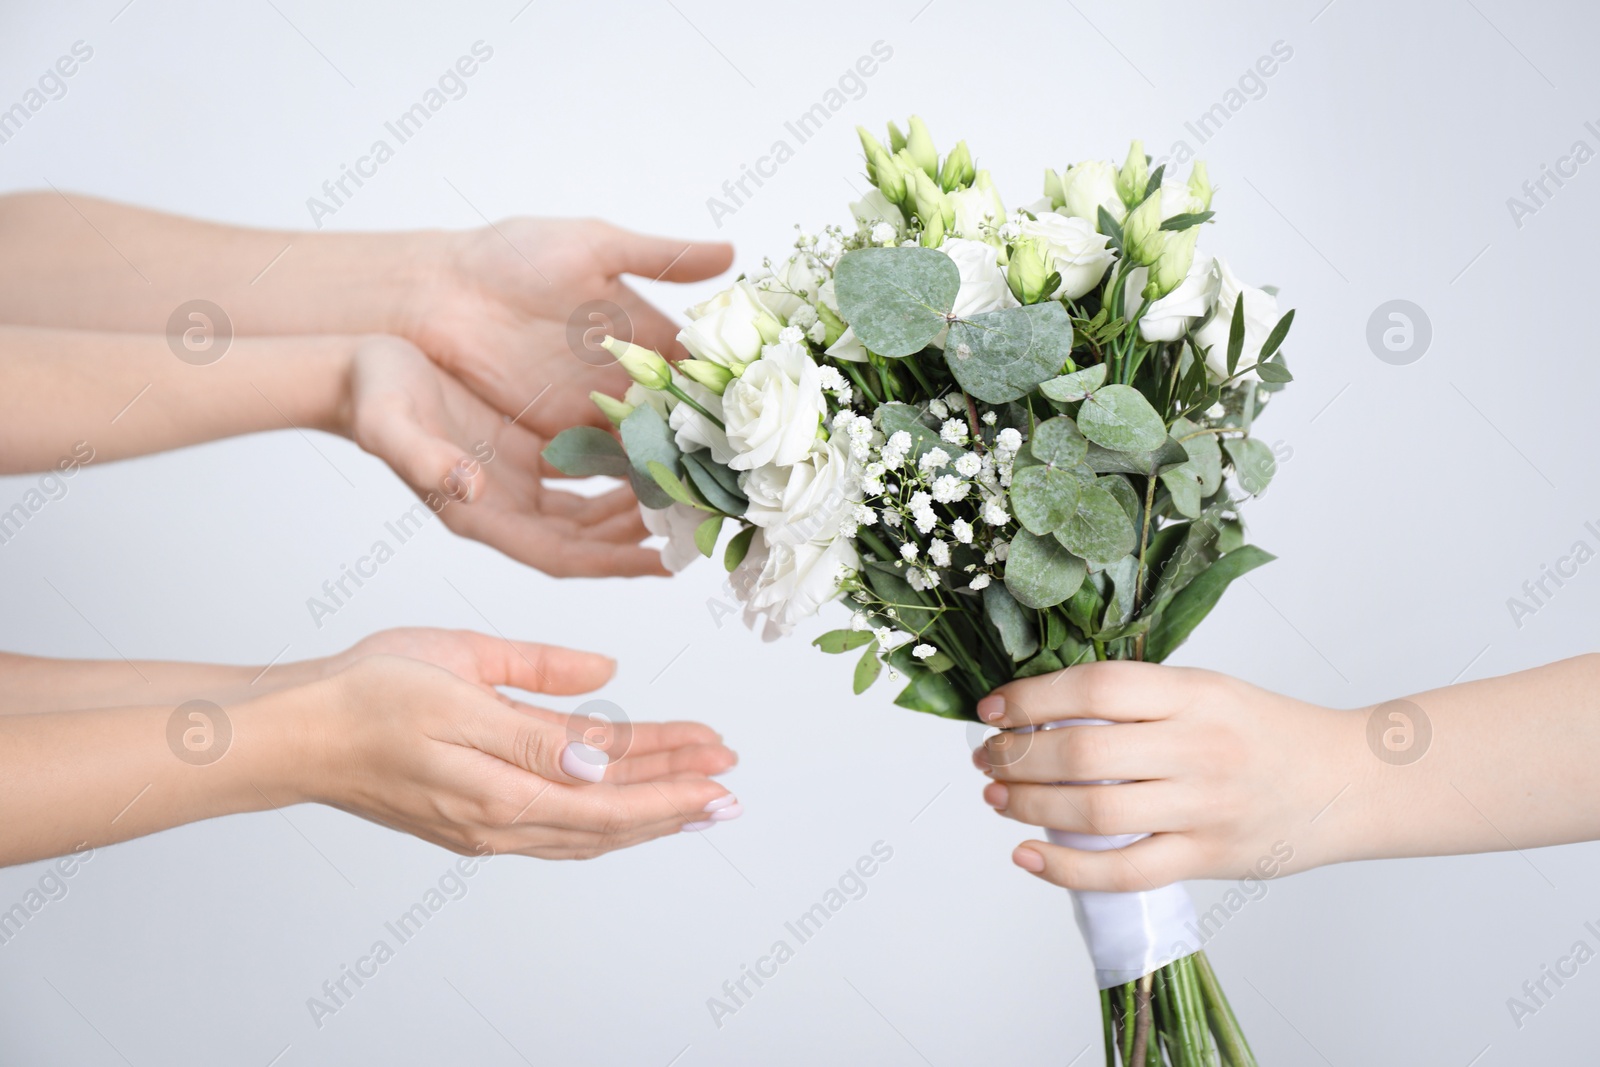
[1012,834,1195,892]
[610,284,694,360]
[540,538,670,579]
[444,506,669,578]
[977,721,1169,784]
[984,780,1186,836]
[606,743,738,784]
[976,660,1202,728]
[596,225,733,283]
[513,777,736,834]
[508,704,728,764]
[464,703,617,785]
[359,404,486,504]
[465,636,616,695]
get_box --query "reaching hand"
[346,334,666,578]
[403,218,732,437]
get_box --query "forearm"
[0,325,355,472]
[0,689,313,867]
[1348,653,1600,861]
[0,652,325,715]
[0,192,445,336]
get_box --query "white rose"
[735,529,858,638]
[668,379,736,464]
[1127,250,1220,342]
[678,281,776,369]
[1059,160,1125,226]
[1192,258,1285,382]
[948,174,1006,242]
[941,238,1019,318]
[721,341,826,470]
[741,435,861,546]
[640,502,704,574]
[1019,213,1116,299]
[755,253,829,320]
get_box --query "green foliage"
[1004,529,1087,609]
[946,302,1075,403]
[833,246,960,357]
[1145,545,1276,662]
[541,427,630,478]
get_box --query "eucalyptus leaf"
[1056,483,1138,564]
[1172,419,1223,495]
[1030,416,1088,468]
[1083,436,1191,476]
[621,405,682,478]
[1076,384,1168,452]
[893,667,968,720]
[1010,465,1082,535]
[541,427,630,478]
[945,301,1074,404]
[1013,648,1065,679]
[1099,475,1142,524]
[1039,364,1107,402]
[982,582,1040,661]
[1160,466,1203,519]
[1004,529,1087,609]
[1145,545,1276,662]
[629,470,674,510]
[1065,577,1105,636]
[1103,555,1141,630]
[682,450,747,514]
[724,524,756,572]
[834,246,959,357]
[1224,437,1277,495]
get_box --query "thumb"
[359,407,486,505]
[465,702,610,785]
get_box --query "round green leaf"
[945,302,1074,404]
[1077,384,1168,452]
[834,246,959,357]
[1009,465,1082,535]
[1056,484,1137,565]
[1004,529,1087,609]
[1224,437,1276,495]
[542,427,630,478]
[1030,416,1087,468]
[1039,364,1107,402]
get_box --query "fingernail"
[977,696,1005,723]
[985,783,1009,811]
[971,746,992,773]
[561,742,609,783]
[1013,847,1045,873]
[709,801,743,822]
[681,820,716,832]
[703,794,739,813]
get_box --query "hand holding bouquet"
[547,117,1294,1066]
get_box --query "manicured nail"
[561,742,608,783]
[1013,847,1045,873]
[985,783,1009,811]
[977,696,1005,723]
[709,801,743,822]
[971,746,992,773]
[681,820,716,832]
[703,794,739,813]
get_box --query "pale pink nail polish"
[703,794,739,813]
[1014,847,1045,873]
[681,820,716,832]
[709,802,743,822]
[977,696,1005,723]
[561,742,608,783]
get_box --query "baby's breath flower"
[996,427,1023,456]
[912,643,937,660]
[927,398,949,420]
[951,518,974,544]
[871,221,897,245]
[981,410,998,426]
[968,573,992,591]
[954,452,982,478]
[778,324,806,345]
[940,419,969,446]
[929,539,951,567]
[900,542,919,561]
[932,474,969,504]
[919,447,951,472]
[982,499,1011,526]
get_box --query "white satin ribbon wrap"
[1038,719,1198,990]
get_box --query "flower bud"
[886,119,907,153]
[1043,167,1066,210]
[1123,192,1165,266]
[677,358,735,395]
[871,144,908,204]
[589,390,634,427]
[909,167,952,237]
[1188,160,1212,211]
[602,335,672,390]
[939,140,975,192]
[905,115,939,180]
[857,126,887,180]
[815,300,848,346]
[1006,237,1051,305]
[1144,227,1198,301]
[1117,139,1149,207]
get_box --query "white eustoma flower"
[722,341,827,470]
[948,175,1006,241]
[640,503,705,573]
[741,435,861,547]
[668,378,735,464]
[940,238,1019,318]
[1019,213,1116,299]
[624,381,670,420]
[1191,256,1286,382]
[851,188,906,237]
[755,254,829,320]
[679,281,779,369]
[1059,160,1125,226]
[736,530,859,638]
[1126,251,1221,343]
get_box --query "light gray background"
[1,1,1596,1063]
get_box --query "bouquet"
[546,116,1293,1066]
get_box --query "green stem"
[1101,989,1116,1067]
[901,354,940,398]
[842,362,881,406]
[1194,952,1255,1067]
[664,382,724,429]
